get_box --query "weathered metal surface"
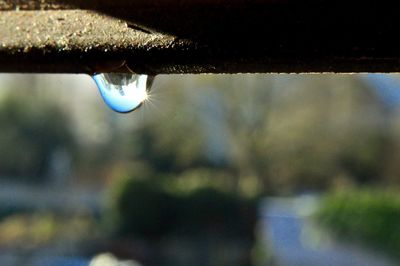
[0,10,197,74]
[1,0,400,73]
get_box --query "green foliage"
[177,187,257,238]
[0,92,75,181]
[107,176,257,239]
[316,190,400,256]
[108,177,178,238]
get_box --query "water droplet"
[92,73,154,113]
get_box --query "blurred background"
[0,73,400,265]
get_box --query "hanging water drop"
[92,73,154,113]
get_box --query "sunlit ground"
[0,73,400,266]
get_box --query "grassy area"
[315,189,400,257]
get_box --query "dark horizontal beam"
[2,1,400,74]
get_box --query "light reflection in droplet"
[92,73,154,113]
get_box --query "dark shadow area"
[3,0,400,72]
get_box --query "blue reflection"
[93,73,152,113]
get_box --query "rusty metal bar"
[1,1,400,74]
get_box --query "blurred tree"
[118,74,392,195]
[259,75,390,193]
[0,91,76,182]
[3,74,387,194]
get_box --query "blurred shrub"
[108,177,178,238]
[316,190,400,256]
[177,187,257,238]
[107,176,257,240]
